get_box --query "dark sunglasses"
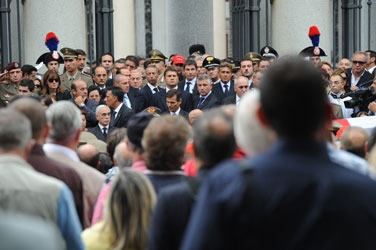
[35,84,42,89]
[352,60,366,65]
[48,78,59,83]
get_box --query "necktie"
[224,84,229,96]
[185,81,191,92]
[103,127,107,140]
[112,111,117,121]
[197,97,205,108]
[123,94,131,109]
[153,87,159,93]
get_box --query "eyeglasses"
[35,85,42,89]
[48,78,59,83]
[352,60,366,65]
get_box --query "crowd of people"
[1,38,376,249]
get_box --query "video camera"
[341,79,376,112]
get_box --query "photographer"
[366,78,376,114]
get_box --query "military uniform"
[0,82,18,107]
[59,47,93,91]
[0,62,21,107]
[148,49,167,88]
[60,71,93,92]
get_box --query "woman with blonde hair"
[82,168,156,250]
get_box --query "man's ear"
[256,106,269,127]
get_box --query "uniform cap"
[148,49,167,61]
[202,56,221,69]
[6,62,21,71]
[259,46,279,59]
[189,44,206,55]
[243,52,262,62]
[60,47,78,60]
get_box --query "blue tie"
[153,87,159,93]
[185,81,191,92]
[224,84,229,96]
[197,97,205,108]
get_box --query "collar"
[95,83,106,90]
[166,85,178,92]
[186,77,196,83]
[200,90,212,98]
[43,143,80,162]
[171,107,181,115]
[98,123,109,130]
[114,102,123,114]
[147,83,157,91]
[220,81,230,87]
[0,154,32,170]
[144,169,186,176]
[351,69,366,78]
[66,70,78,80]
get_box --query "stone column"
[113,0,136,58]
[271,0,332,58]
[23,0,87,71]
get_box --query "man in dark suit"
[166,89,189,120]
[151,67,193,112]
[178,60,198,95]
[135,65,164,112]
[70,79,98,128]
[193,74,220,110]
[211,62,235,102]
[88,105,116,142]
[346,51,372,91]
[113,73,138,111]
[181,57,376,250]
[148,109,236,250]
[105,86,134,128]
[222,76,250,106]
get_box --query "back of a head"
[8,97,47,140]
[0,108,31,152]
[340,126,368,158]
[104,168,156,250]
[234,90,275,155]
[260,56,328,138]
[193,108,236,168]
[143,115,190,171]
[106,128,127,161]
[46,101,82,144]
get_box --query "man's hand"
[74,96,85,107]
[368,102,376,113]
[350,86,360,91]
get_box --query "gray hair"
[96,104,109,115]
[0,108,31,151]
[114,142,133,168]
[352,51,369,62]
[234,76,249,86]
[195,56,205,61]
[197,74,212,84]
[234,89,275,156]
[46,101,82,144]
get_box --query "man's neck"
[113,101,121,110]
[67,69,78,77]
[166,84,177,90]
[353,70,364,78]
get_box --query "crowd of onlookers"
[1,42,376,249]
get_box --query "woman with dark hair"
[42,70,71,102]
[82,169,156,250]
[88,85,104,104]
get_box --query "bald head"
[77,144,100,168]
[189,109,203,125]
[340,126,369,158]
[8,97,47,140]
[113,141,133,168]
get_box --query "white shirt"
[147,83,158,93]
[166,86,178,93]
[351,69,366,87]
[220,81,231,93]
[236,95,241,106]
[328,92,354,118]
[367,65,376,75]
[170,107,181,116]
[184,78,196,94]
[43,143,80,162]
[123,93,132,109]
[98,123,109,133]
[113,102,123,119]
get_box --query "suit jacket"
[181,139,376,250]
[193,93,220,110]
[27,144,84,227]
[212,81,235,102]
[88,125,117,142]
[110,103,135,128]
[70,98,98,128]
[135,85,164,112]
[164,109,189,121]
[178,79,199,98]
[346,68,373,90]
[45,148,106,229]
[221,94,236,105]
[123,88,138,111]
[150,89,194,113]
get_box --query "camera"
[341,86,376,111]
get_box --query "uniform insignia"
[14,63,19,68]
[264,47,270,53]
[5,84,10,89]
[313,47,320,56]
[207,57,213,64]
[52,51,59,60]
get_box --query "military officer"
[36,51,64,72]
[59,47,93,92]
[148,49,167,88]
[0,62,22,107]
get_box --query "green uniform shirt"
[0,82,18,107]
[60,71,93,92]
